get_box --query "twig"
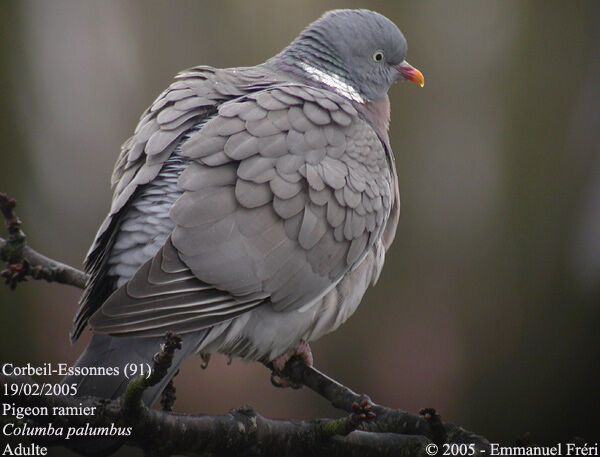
[121,332,182,418]
[0,192,88,289]
[0,193,25,244]
[160,370,179,412]
[0,337,432,457]
[282,358,489,449]
[0,343,490,456]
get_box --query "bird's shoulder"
[110,65,282,200]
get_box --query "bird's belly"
[199,247,381,362]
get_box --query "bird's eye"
[372,51,384,62]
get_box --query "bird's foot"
[199,352,211,369]
[270,339,313,389]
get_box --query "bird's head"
[278,9,424,103]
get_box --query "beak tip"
[413,69,425,88]
[397,61,425,88]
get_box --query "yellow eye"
[372,51,384,62]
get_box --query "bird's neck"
[357,96,391,135]
[265,55,391,134]
[268,52,366,104]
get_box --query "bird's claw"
[270,372,303,389]
[199,352,211,369]
[270,340,313,389]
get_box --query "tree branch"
[0,192,87,289]
[0,334,433,457]
[0,192,491,455]
[281,359,487,447]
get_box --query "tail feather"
[63,332,206,455]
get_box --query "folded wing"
[89,84,393,336]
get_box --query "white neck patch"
[299,62,365,104]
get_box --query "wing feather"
[72,66,282,340]
[88,83,395,337]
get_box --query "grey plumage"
[68,10,424,452]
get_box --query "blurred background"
[1,1,599,454]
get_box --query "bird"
[66,8,424,409]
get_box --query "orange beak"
[396,60,425,87]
